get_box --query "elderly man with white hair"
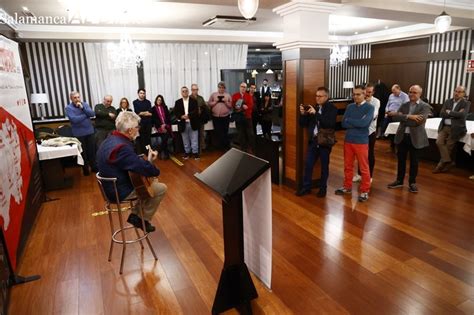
[94,95,116,149]
[96,111,167,233]
[387,85,431,193]
[65,90,96,176]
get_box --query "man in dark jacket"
[133,88,152,154]
[96,111,167,232]
[296,87,338,198]
[94,95,116,149]
[387,85,431,193]
[434,85,471,173]
[174,86,200,160]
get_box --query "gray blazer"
[392,100,431,149]
[438,98,471,140]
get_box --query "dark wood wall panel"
[302,60,326,181]
[284,60,298,182]
[370,62,427,93]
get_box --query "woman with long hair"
[150,94,172,159]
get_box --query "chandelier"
[238,0,259,19]
[107,30,146,69]
[330,44,349,67]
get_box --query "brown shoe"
[432,162,448,173]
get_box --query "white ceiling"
[0,0,473,42]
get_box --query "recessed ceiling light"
[255,48,261,51]
[354,31,358,35]
[384,26,389,29]
[204,51,208,55]
[22,6,28,11]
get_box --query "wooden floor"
[9,138,474,315]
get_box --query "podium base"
[212,263,258,315]
[9,274,41,286]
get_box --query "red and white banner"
[0,35,37,269]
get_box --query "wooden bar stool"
[96,173,158,274]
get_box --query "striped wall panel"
[329,43,370,99]
[426,29,472,105]
[25,42,91,119]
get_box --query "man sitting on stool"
[96,111,167,232]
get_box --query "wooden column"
[281,48,329,189]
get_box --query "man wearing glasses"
[433,85,470,173]
[335,85,374,202]
[296,87,337,198]
[96,111,167,233]
[387,85,431,193]
[175,86,200,160]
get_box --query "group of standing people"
[208,79,275,154]
[65,79,276,175]
[65,89,174,175]
[295,83,470,202]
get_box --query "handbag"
[317,128,336,147]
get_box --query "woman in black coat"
[150,95,172,159]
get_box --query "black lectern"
[195,148,270,314]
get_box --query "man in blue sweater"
[65,91,96,176]
[335,85,374,202]
[96,111,167,232]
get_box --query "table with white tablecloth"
[385,117,474,154]
[36,144,84,190]
[37,144,84,165]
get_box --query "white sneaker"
[358,192,369,202]
[352,174,362,183]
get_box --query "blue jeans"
[181,122,199,154]
[302,140,332,190]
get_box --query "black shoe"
[144,221,156,233]
[127,213,143,230]
[82,166,90,176]
[194,153,200,160]
[409,183,418,193]
[183,153,190,160]
[387,180,403,189]
[295,189,311,196]
[316,189,326,198]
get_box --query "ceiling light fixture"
[330,24,349,67]
[22,6,28,11]
[107,29,146,69]
[238,0,259,19]
[434,0,451,33]
[265,69,273,74]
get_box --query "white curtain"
[84,43,139,110]
[143,43,248,107]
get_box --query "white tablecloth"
[385,117,474,154]
[37,144,84,165]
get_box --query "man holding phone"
[296,87,337,198]
[208,81,232,150]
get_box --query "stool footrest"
[112,225,151,244]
